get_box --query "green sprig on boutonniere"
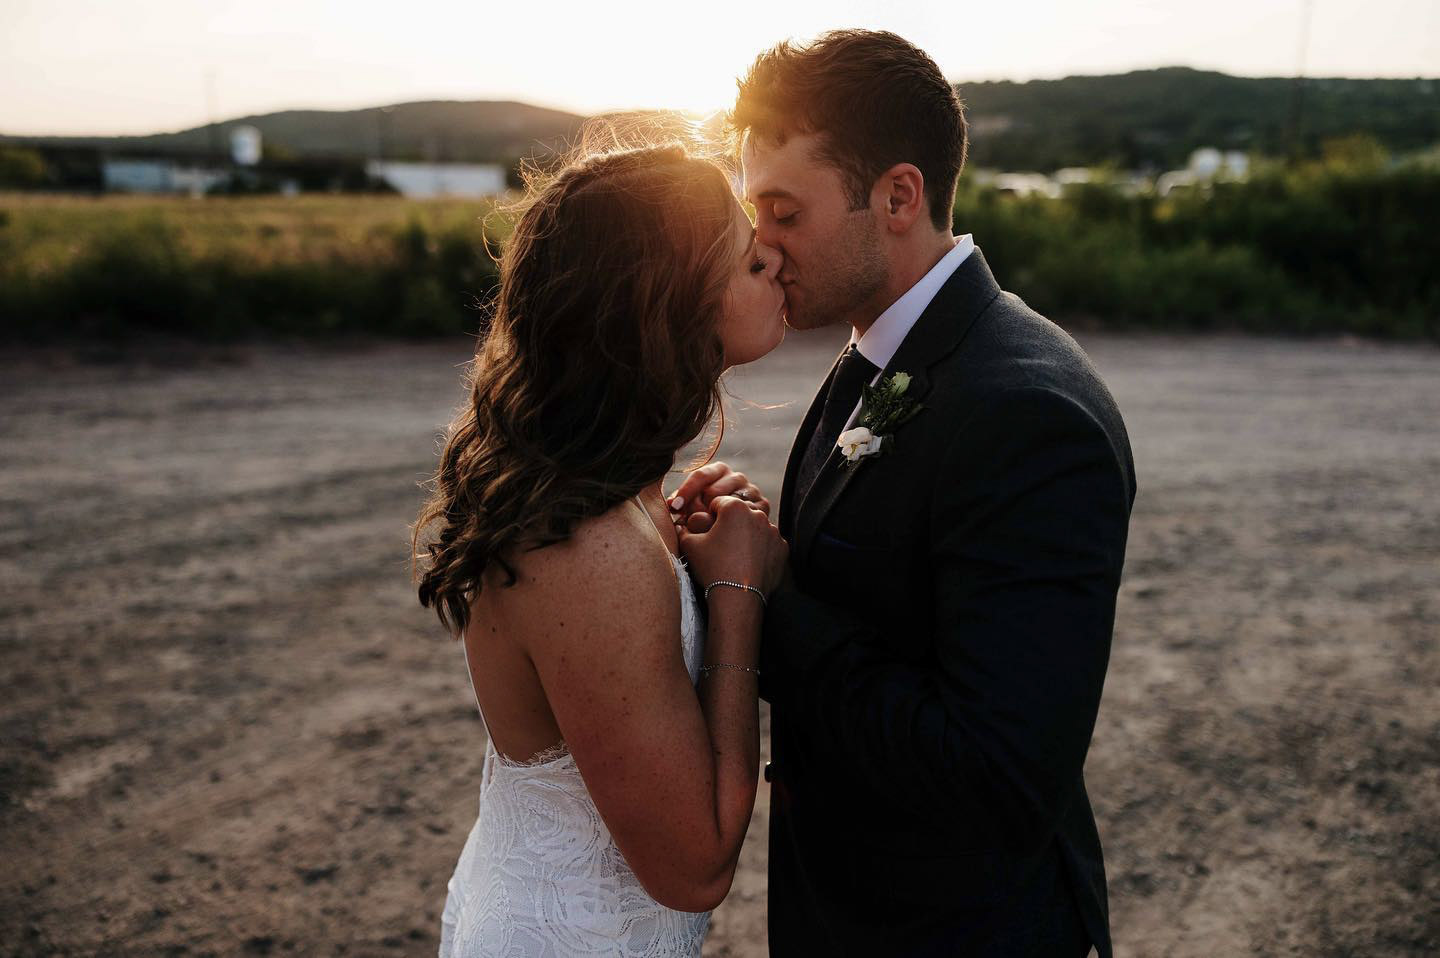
[836,371,924,467]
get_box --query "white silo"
[231,125,262,166]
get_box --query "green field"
[0,193,501,341]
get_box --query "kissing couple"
[416,28,1135,958]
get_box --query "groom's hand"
[667,461,771,533]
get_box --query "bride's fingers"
[669,462,734,511]
[728,489,769,515]
[668,492,712,522]
[697,471,756,505]
[684,510,715,534]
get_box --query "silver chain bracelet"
[703,579,767,607]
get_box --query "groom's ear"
[874,163,927,234]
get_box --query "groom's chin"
[781,304,821,332]
[785,311,835,333]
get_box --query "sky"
[2,0,1437,136]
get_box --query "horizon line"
[4,64,1437,140]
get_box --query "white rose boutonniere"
[837,426,883,462]
[836,370,923,468]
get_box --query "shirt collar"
[850,233,975,370]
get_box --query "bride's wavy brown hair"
[413,144,738,634]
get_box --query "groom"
[677,29,1134,957]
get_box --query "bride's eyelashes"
[750,256,767,274]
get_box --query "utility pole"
[376,105,394,160]
[1288,0,1315,163]
[205,69,221,164]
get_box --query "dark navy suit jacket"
[761,247,1135,957]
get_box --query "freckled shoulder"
[485,502,681,659]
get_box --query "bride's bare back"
[461,495,683,767]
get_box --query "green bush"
[0,195,500,343]
[953,159,1439,339]
[0,148,48,189]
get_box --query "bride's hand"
[676,495,789,598]
[668,462,770,533]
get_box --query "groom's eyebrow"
[753,188,798,202]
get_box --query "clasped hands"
[667,461,771,531]
[667,462,792,600]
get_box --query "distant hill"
[4,69,1436,170]
[957,68,1439,170]
[1,100,586,163]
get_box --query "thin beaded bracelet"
[704,579,767,607]
[699,662,761,679]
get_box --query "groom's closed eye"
[768,203,798,226]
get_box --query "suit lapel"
[793,247,1004,567]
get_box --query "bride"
[413,144,789,956]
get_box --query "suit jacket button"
[763,761,774,783]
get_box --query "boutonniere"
[837,371,923,466]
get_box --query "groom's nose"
[755,220,782,252]
[766,240,789,275]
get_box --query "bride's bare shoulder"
[485,501,675,629]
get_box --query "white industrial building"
[101,159,228,195]
[366,161,506,198]
[100,127,262,196]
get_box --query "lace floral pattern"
[439,550,710,957]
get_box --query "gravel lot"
[1,328,1436,956]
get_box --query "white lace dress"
[438,549,711,957]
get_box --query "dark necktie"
[794,344,879,506]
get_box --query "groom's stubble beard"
[785,206,888,333]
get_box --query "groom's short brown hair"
[729,30,967,231]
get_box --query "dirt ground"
[1,328,1436,957]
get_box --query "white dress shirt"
[843,233,975,431]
